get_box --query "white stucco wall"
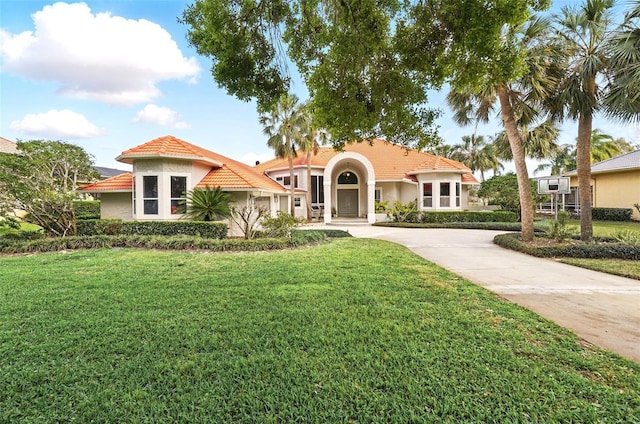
[100,193,133,220]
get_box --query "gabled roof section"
[81,172,133,192]
[0,137,17,154]
[197,165,285,192]
[566,150,640,175]
[117,135,224,166]
[255,139,479,183]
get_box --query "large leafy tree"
[181,0,548,152]
[259,94,307,216]
[548,0,640,241]
[0,140,98,237]
[446,15,560,240]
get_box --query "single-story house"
[0,137,18,155]
[81,135,479,234]
[565,149,640,220]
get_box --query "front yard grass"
[560,258,640,280]
[1,239,639,422]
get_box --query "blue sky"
[1,1,638,174]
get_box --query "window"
[170,176,187,214]
[311,175,324,205]
[338,171,358,185]
[423,183,433,208]
[143,176,158,215]
[276,175,298,188]
[374,188,381,202]
[294,197,301,207]
[456,183,461,207]
[440,182,451,207]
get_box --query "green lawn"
[538,218,640,237]
[1,239,639,422]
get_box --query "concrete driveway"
[332,225,640,363]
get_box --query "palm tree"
[259,94,307,216]
[492,119,561,162]
[547,0,640,241]
[453,134,500,181]
[589,129,623,163]
[184,186,232,221]
[425,143,461,159]
[534,144,576,176]
[447,16,561,241]
[298,105,329,220]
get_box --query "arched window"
[338,171,358,185]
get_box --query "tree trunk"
[288,155,296,217]
[497,85,534,241]
[576,114,593,242]
[306,151,312,220]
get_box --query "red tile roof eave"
[116,153,223,167]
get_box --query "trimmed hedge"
[374,222,548,232]
[494,233,640,260]
[591,207,633,222]
[76,220,228,239]
[417,211,518,223]
[73,201,100,220]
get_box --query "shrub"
[261,211,301,238]
[591,207,632,222]
[612,230,640,246]
[374,221,548,232]
[375,200,389,213]
[419,211,517,223]
[546,211,575,242]
[75,220,227,239]
[73,201,100,220]
[494,233,640,260]
[391,200,418,223]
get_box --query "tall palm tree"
[492,119,561,162]
[447,15,561,241]
[534,143,576,176]
[259,94,307,216]
[548,0,632,241]
[298,105,329,220]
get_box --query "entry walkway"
[327,225,640,363]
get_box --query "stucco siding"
[100,193,132,220]
[594,171,640,220]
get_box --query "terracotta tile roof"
[81,172,133,192]
[0,137,17,154]
[256,139,479,183]
[116,135,285,193]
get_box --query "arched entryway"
[323,152,376,224]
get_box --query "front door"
[337,189,358,217]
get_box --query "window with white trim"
[374,188,381,202]
[440,182,451,207]
[456,183,461,207]
[423,183,433,208]
[143,176,158,215]
[170,176,187,214]
[276,175,299,188]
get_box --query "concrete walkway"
[326,225,640,363]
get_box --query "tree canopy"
[181,0,549,149]
[0,140,97,236]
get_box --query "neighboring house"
[95,166,130,180]
[82,135,478,232]
[0,137,18,154]
[565,150,640,220]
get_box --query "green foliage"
[477,174,541,220]
[73,201,100,220]
[260,211,301,238]
[612,230,640,246]
[390,200,418,222]
[75,220,228,239]
[0,140,98,237]
[418,211,517,223]
[374,200,389,213]
[546,211,576,242]
[183,186,232,221]
[374,221,548,232]
[592,207,633,222]
[635,203,640,215]
[494,233,640,260]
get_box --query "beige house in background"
[0,137,18,155]
[566,150,640,220]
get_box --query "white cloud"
[0,2,200,106]
[132,104,190,129]
[10,109,106,138]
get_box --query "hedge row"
[399,211,518,224]
[591,207,633,222]
[76,220,228,239]
[375,222,547,232]
[73,201,100,220]
[493,233,640,260]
